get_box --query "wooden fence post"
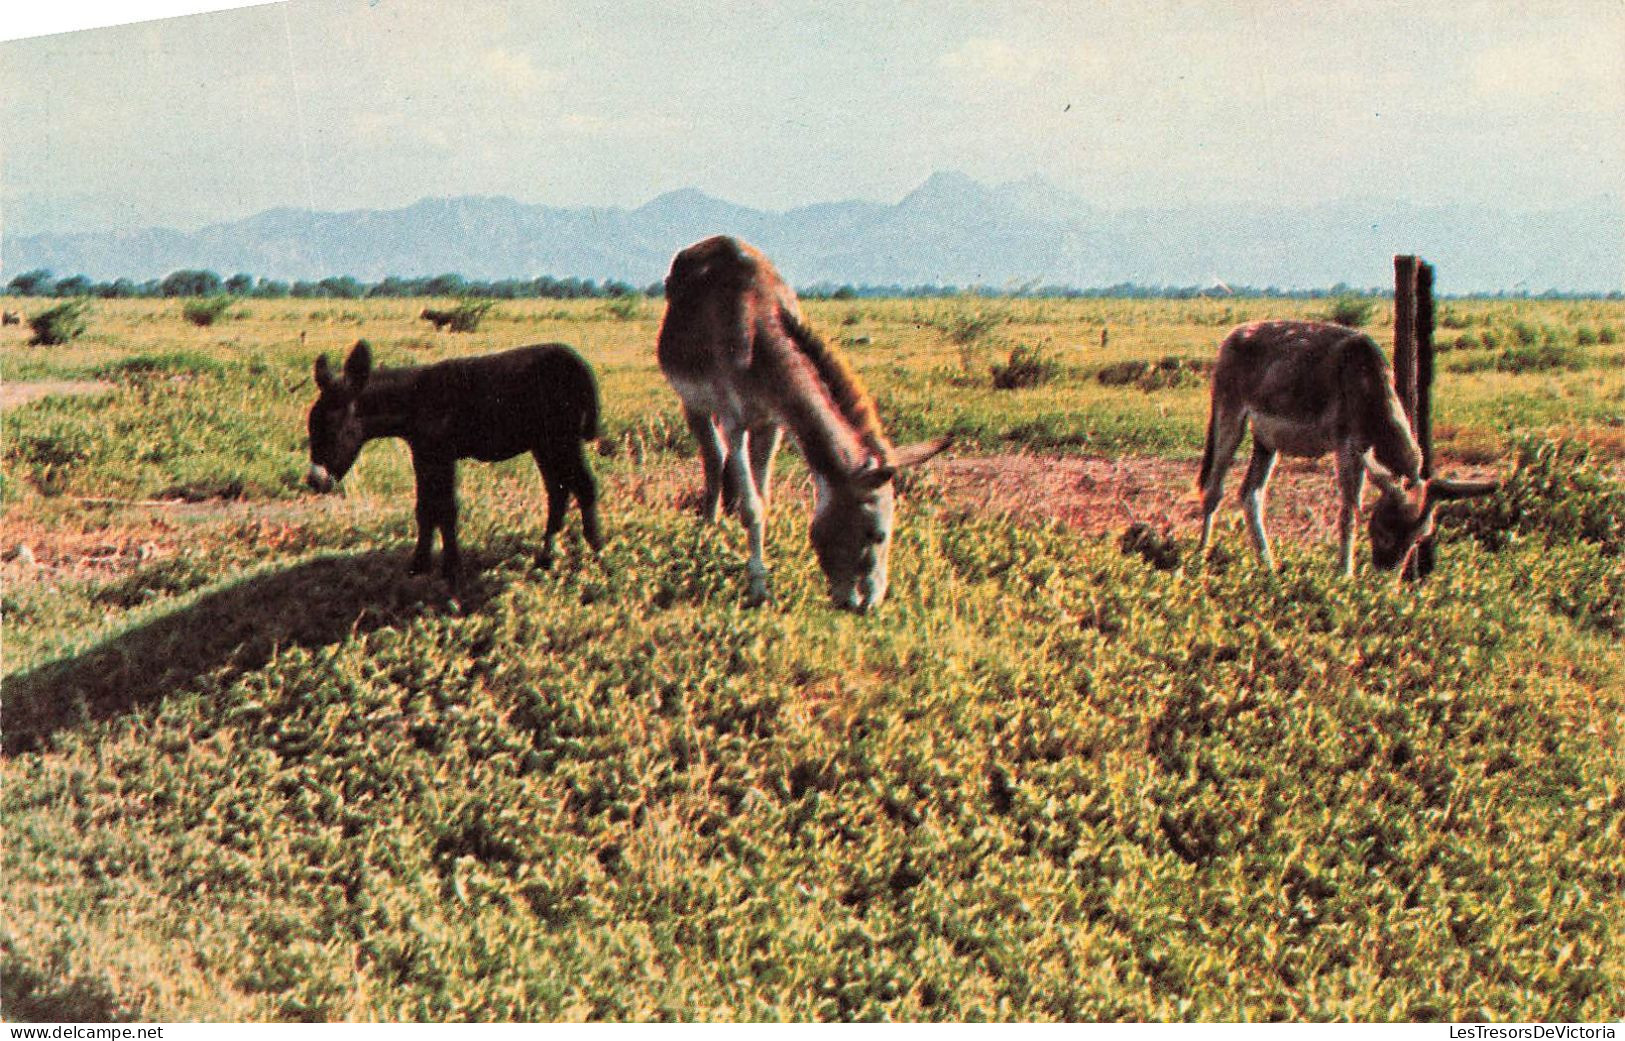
[1391,254,1436,581]
[1393,255,1418,423]
[1413,261,1437,578]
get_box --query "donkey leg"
[1333,445,1367,577]
[1198,409,1247,554]
[408,457,441,575]
[1238,443,1278,570]
[567,442,603,555]
[411,457,459,585]
[533,451,571,569]
[725,425,769,605]
[684,407,728,523]
[747,424,782,513]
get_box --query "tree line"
[5,267,1617,302]
[3,269,655,301]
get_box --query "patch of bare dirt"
[0,499,344,590]
[0,451,1528,593]
[620,451,1511,553]
[1,379,116,409]
[928,453,1509,547]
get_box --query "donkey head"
[305,340,373,493]
[810,436,951,612]
[1365,462,1499,573]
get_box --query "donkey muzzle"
[306,464,337,494]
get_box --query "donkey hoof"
[408,559,432,577]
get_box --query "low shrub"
[1451,340,1587,375]
[27,301,88,346]
[991,343,1060,390]
[95,352,229,382]
[937,308,1007,345]
[422,299,496,332]
[1452,437,1624,556]
[1095,356,1209,391]
[599,294,645,322]
[1095,360,1148,387]
[1323,295,1376,328]
[182,297,234,327]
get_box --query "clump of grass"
[1323,295,1376,328]
[599,294,645,322]
[95,352,229,382]
[1452,437,1624,555]
[422,299,497,332]
[938,308,1007,345]
[990,343,1060,390]
[182,297,234,328]
[1095,356,1210,391]
[929,302,1011,373]
[27,300,89,346]
[1437,425,1506,465]
[1450,340,1587,375]
[1437,307,1471,330]
[1096,360,1149,387]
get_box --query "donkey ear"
[314,354,335,390]
[1362,453,1410,499]
[850,457,895,491]
[1425,477,1500,504]
[344,340,374,389]
[890,435,953,469]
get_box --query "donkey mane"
[1336,334,1417,478]
[779,308,892,463]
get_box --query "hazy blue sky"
[3,0,1621,235]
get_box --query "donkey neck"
[774,379,884,481]
[769,316,892,480]
[354,366,421,441]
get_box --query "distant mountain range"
[5,171,1620,293]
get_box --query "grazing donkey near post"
[1196,320,1496,576]
[305,339,603,588]
[658,236,950,611]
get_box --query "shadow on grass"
[0,947,129,1023]
[2,549,508,755]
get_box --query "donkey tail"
[579,366,601,442]
[1195,400,1219,494]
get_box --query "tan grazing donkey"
[1196,320,1497,575]
[658,236,950,610]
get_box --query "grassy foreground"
[2,295,1623,1021]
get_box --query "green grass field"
[3,295,1622,1021]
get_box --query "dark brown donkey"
[305,340,603,587]
[1196,320,1496,576]
[658,236,950,611]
